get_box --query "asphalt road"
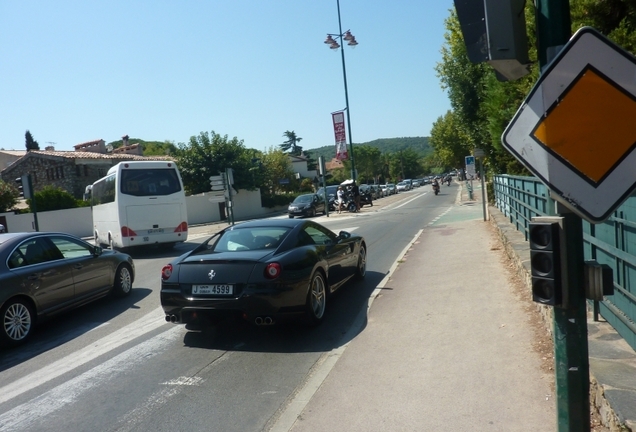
[0,183,457,432]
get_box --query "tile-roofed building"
[325,157,344,171]
[0,143,173,199]
[0,150,27,171]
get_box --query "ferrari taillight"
[264,263,281,279]
[161,264,173,280]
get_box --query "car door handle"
[73,264,84,270]
[27,273,40,281]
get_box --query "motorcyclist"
[432,178,440,194]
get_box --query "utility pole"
[535,1,590,431]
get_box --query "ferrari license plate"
[192,284,234,295]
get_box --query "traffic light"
[529,217,566,307]
[15,174,32,199]
[453,0,530,81]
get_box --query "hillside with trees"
[308,136,431,163]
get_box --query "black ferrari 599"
[160,219,366,327]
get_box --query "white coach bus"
[90,161,188,249]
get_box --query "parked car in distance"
[412,179,421,188]
[288,193,326,218]
[0,232,135,347]
[316,185,339,211]
[316,185,339,200]
[380,184,389,196]
[386,184,397,195]
[396,181,408,192]
[160,219,367,327]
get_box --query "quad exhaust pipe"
[165,315,179,323]
[254,316,274,326]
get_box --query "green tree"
[351,145,382,184]
[280,131,303,156]
[390,149,423,180]
[0,181,19,212]
[429,110,472,169]
[259,147,296,195]
[28,186,78,212]
[435,8,532,176]
[25,130,40,151]
[176,131,255,195]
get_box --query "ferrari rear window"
[202,227,291,253]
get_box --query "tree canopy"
[0,181,18,212]
[175,131,256,195]
[280,131,303,156]
[433,1,636,177]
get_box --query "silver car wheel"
[113,265,133,297]
[3,301,33,343]
[356,245,367,279]
[309,273,326,320]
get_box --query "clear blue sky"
[1,1,453,153]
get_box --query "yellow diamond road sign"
[503,27,636,223]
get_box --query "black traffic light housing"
[453,0,531,81]
[15,174,32,199]
[529,217,567,307]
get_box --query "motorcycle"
[432,182,440,195]
[360,191,373,207]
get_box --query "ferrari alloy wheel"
[355,245,367,280]
[305,272,327,326]
[1,299,34,347]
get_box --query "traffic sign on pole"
[209,175,225,191]
[503,26,636,223]
[465,156,476,178]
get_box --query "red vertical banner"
[332,111,348,161]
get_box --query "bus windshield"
[120,168,182,197]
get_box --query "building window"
[84,165,88,176]
[76,166,81,177]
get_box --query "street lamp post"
[324,0,358,181]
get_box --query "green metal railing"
[493,175,555,240]
[493,174,636,351]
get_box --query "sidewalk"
[268,181,552,431]
[268,180,634,432]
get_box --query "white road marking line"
[427,206,454,226]
[0,307,167,405]
[0,326,183,432]
[389,193,425,210]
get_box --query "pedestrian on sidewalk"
[352,181,361,212]
[336,186,345,213]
